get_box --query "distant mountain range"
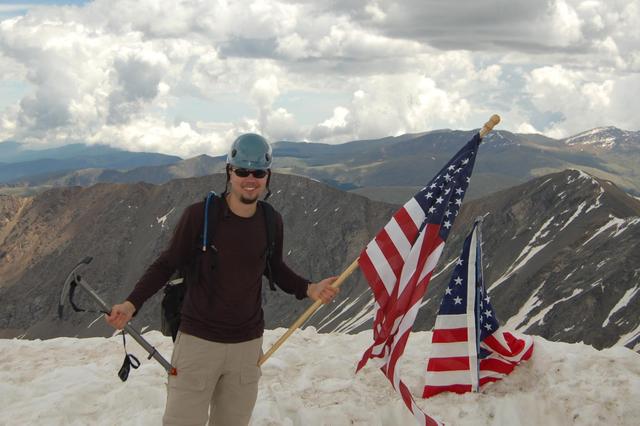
[0,141,181,184]
[2,126,638,205]
[1,170,638,352]
[273,126,640,202]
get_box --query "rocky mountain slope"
[0,173,395,340]
[0,170,638,351]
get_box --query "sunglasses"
[232,168,268,178]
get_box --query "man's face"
[228,166,269,204]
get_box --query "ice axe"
[58,256,176,376]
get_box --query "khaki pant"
[163,332,263,426]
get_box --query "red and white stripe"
[423,223,534,399]
[479,329,534,385]
[358,197,445,426]
[424,322,534,398]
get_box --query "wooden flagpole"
[259,259,359,365]
[258,114,501,367]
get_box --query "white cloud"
[316,20,422,59]
[320,106,350,131]
[516,122,539,134]
[263,107,302,141]
[0,104,17,141]
[310,106,352,140]
[524,64,639,137]
[251,76,280,110]
[275,33,309,59]
[548,0,583,46]
[310,73,473,143]
[365,2,386,23]
[90,117,226,158]
[0,0,638,156]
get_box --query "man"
[106,133,338,426]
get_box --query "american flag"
[356,133,483,426]
[423,219,534,398]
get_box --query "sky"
[1,328,639,425]
[0,0,638,158]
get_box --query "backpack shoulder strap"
[172,192,217,289]
[202,191,218,252]
[259,200,278,291]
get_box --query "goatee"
[240,195,258,205]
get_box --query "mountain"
[272,127,640,202]
[1,170,638,352]
[0,141,174,163]
[0,141,182,183]
[7,155,226,188]
[563,127,640,151]
[5,127,638,205]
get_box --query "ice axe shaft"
[75,276,176,375]
[59,257,176,376]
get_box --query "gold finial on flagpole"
[480,114,501,138]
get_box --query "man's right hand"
[105,301,136,330]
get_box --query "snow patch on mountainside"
[490,217,554,291]
[603,286,640,328]
[504,281,546,330]
[564,128,618,148]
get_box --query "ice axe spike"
[58,258,177,376]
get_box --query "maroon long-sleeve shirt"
[127,196,309,343]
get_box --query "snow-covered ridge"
[564,126,638,149]
[567,168,599,186]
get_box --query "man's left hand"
[307,277,339,304]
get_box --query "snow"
[489,217,554,291]
[564,128,617,148]
[603,286,640,327]
[536,178,552,191]
[558,201,585,232]
[156,207,175,229]
[567,169,599,185]
[519,288,583,330]
[585,186,604,213]
[504,281,546,331]
[332,298,376,334]
[316,290,376,333]
[1,329,639,425]
[612,218,640,237]
[617,323,640,351]
[582,215,640,246]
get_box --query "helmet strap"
[221,164,231,197]
[264,170,272,200]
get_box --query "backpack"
[160,191,278,341]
